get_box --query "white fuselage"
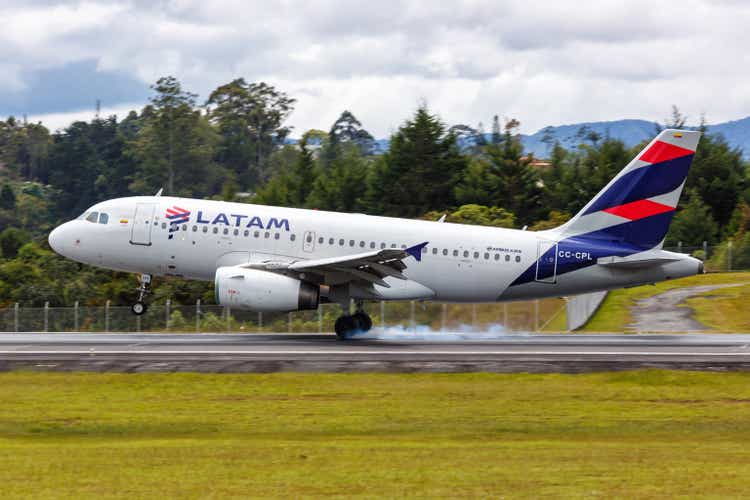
[48,196,703,305]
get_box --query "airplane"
[48,129,703,339]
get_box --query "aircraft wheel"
[131,302,148,316]
[334,315,356,340]
[353,312,372,332]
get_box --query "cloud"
[1,0,749,136]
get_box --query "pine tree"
[665,191,719,247]
[364,106,467,217]
[0,184,16,211]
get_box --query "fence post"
[318,306,323,333]
[195,299,201,333]
[441,303,447,332]
[105,300,110,333]
[258,311,263,332]
[728,240,733,272]
[136,314,141,333]
[74,301,79,332]
[471,304,477,331]
[165,299,171,331]
[410,301,416,331]
[226,306,231,333]
[44,302,49,332]
[380,301,385,329]
[14,303,19,333]
[288,312,293,333]
[677,241,682,253]
[534,300,539,332]
[703,241,708,261]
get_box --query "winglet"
[405,242,429,262]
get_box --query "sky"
[2,0,749,137]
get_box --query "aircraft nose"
[48,223,71,256]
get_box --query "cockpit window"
[98,213,109,225]
[86,212,99,223]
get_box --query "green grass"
[687,282,750,332]
[581,272,750,332]
[1,371,750,498]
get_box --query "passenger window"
[291,234,296,241]
[359,241,365,248]
[453,250,458,257]
[432,248,437,254]
[98,213,109,224]
[381,243,387,249]
[442,249,448,256]
[370,242,376,249]
[244,230,249,237]
[213,227,218,234]
[463,250,469,258]
[329,238,334,245]
[339,239,344,246]
[254,231,260,238]
[473,251,479,259]
[484,253,490,260]
[422,247,427,254]
[203,226,208,233]
[86,212,99,223]
[265,232,270,239]
[233,229,239,236]
[223,228,229,235]
[349,240,355,247]
[494,254,500,261]
[505,254,510,262]
[192,225,198,232]
[162,222,167,229]
[318,237,324,244]
[274,233,279,240]
[515,255,521,263]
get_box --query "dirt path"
[628,284,745,332]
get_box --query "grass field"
[1,371,750,498]
[581,272,750,332]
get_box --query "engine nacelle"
[214,267,319,312]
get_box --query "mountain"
[520,117,750,158]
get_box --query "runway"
[1,332,750,373]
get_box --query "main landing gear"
[334,301,373,340]
[131,274,152,316]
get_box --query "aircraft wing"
[244,241,429,288]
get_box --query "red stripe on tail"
[602,199,674,221]
[639,140,693,164]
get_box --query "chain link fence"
[0,298,566,334]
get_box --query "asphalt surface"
[1,332,750,373]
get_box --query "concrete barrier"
[566,291,608,331]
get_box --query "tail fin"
[554,129,701,250]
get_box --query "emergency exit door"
[535,239,558,283]
[130,203,156,246]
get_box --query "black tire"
[131,302,147,316]
[334,315,350,340]
[353,312,372,332]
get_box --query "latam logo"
[166,206,191,239]
[164,207,292,241]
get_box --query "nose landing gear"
[334,301,373,340]
[131,274,152,316]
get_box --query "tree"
[307,143,368,212]
[0,227,31,259]
[665,192,719,247]
[431,204,516,228]
[325,111,374,161]
[128,76,222,197]
[0,184,15,211]
[455,157,496,207]
[484,119,544,224]
[364,106,467,217]
[207,79,295,187]
[491,115,502,145]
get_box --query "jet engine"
[214,267,319,312]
